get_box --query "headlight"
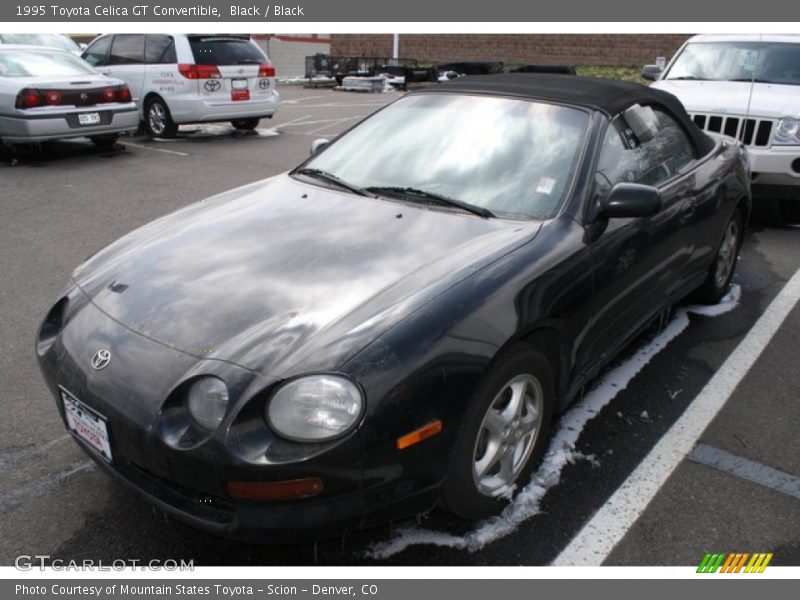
[267,375,363,442]
[186,377,230,430]
[774,117,800,145]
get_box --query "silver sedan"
[0,45,138,148]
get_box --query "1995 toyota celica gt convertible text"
[37,74,750,542]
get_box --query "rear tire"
[144,97,177,138]
[693,208,743,304]
[442,346,554,519]
[231,118,260,131]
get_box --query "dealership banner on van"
[3,0,800,22]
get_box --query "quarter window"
[145,35,176,65]
[108,34,145,66]
[596,107,695,192]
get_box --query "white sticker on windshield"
[536,177,556,194]
[741,49,757,71]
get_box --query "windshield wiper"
[294,168,374,197]
[667,76,709,81]
[366,186,495,218]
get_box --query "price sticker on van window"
[741,49,758,72]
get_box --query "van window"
[188,36,264,66]
[82,36,111,66]
[145,35,176,65]
[109,34,145,66]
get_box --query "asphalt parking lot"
[1,85,799,567]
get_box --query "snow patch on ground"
[366,285,741,559]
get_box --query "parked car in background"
[646,34,800,216]
[0,45,138,148]
[81,34,279,138]
[0,33,82,56]
[37,74,749,542]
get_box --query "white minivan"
[82,34,280,138]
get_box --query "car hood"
[73,174,541,375]
[653,80,799,118]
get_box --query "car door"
[579,107,698,376]
[104,35,146,104]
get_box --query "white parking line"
[553,267,800,566]
[124,142,188,157]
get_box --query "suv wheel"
[145,98,178,139]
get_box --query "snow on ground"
[367,284,741,559]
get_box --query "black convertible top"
[426,73,715,156]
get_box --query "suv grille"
[691,113,774,147]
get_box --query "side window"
[108,34,145,66]
[145,35,176,65]
[596,108,695,192]
[82,36,111,66]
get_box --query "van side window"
[82,36,111,66]
[108,34,145,66]
[145,35,176,65]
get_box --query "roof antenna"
[741,34,761,142]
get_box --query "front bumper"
[0,105,139,143]
[748,145,800,188]
[36,290,441,543]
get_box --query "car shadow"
[0,138,129,167]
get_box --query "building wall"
[252,34,330,78]
[330,34,693,66]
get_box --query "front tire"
[231,118,260,131]
[442,346,554,519]
[694,208,743,304]
[144,98,177,138]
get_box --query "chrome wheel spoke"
[472,373,545,497]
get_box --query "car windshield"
[300,93,590,220]
[0,33,81,53]
[666,41,800,86]
[188,36,265,65]
[0,49,96,77]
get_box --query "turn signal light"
[397,420,443,450]
[226,478,324,501]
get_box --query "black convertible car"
[37,74,750,542]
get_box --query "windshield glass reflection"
[667,41,800,86]
[302,93,590,219]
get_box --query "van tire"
[144,98,178,139]
[231,118,260,131]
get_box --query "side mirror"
[310,138,330,155]
[641,64,663,81]
[601,183,661,219]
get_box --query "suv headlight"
[773,117,800,145]
[267,375,364,442]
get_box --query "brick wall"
[330,34,693,66]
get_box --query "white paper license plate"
[78,112,101,126]
[231,78,248,90]
[61,387,112,462]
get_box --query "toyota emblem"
[91,349,111,370]
[259,78,271,90]
[204,80,221,92]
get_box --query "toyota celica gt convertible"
[37,74,750,542]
